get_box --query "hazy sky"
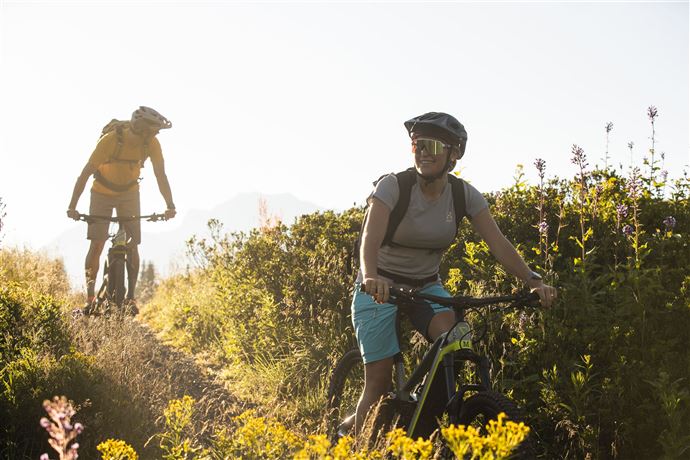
[1,0,688,250]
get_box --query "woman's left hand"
[529,282,557,308]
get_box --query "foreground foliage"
[144,150,690,457]
[44,395,529,460]
[2,109,689,458]
[0,249,241,458]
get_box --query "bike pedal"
[336,414,355,439]
[81,301,95,316]
[124,299,139,316]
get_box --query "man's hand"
[164,207,177,220]
[67,209,80,220]
[363,276,390,304]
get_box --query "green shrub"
[143,158,690,458]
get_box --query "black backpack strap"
[382,168,417,247]
[348,169,417,277]
[448,174,467,230]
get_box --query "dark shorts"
[87,190,141,244]
[351,282,453,364]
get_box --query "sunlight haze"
[1,1,688,251]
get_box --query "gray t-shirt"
[359,173,488,281]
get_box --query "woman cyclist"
[349,111,557,433]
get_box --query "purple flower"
[570,144,588,169]
[622,224,634,236]
[616,204,628,219]
[663,216,676,231]
[40,396,83,460]
[605,122,614,133]
[627,167,643,201]
[647,105,658,121]
[570,144,589,175]
[534,158,546,178]
[538,221,549,235]
[661,170,668,182]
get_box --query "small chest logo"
[446,211,453,222]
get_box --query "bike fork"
[442,354,458,425]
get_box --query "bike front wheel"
[455,391,534,458]
[326,348,364,440]
[106,255,126,311]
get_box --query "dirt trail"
[69,314,250,450]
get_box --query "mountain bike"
[327,286,540,453]
[77,213,167,316]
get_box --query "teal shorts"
[351,282,453,364]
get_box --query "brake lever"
[146,214,168,222]
[523,291,542,308]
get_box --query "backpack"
[92,119,151,192]
[349,168,468,276]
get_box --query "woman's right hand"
[363,276,390,304]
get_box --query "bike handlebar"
[360,284,540,310]
[77,213,168,223]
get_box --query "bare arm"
[151,158,176,218]
[360,197,391,302]
[470,208,535,283]
[67,163,98,217]
[470,207,557,307]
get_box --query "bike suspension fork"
[442,354,457,424]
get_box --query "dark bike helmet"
[404,112,467,159]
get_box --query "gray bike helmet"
[131,106,172,130]
[404,112,467,158]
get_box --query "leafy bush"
[0,248,73,300]
[144,130,690,457]
[442,156,690,458]
[150,396,527,459]
[0,250,212,459]
[0,282,78,457]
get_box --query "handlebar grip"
[525,291,541,307]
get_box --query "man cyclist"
[67,106,177,313]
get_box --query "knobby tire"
[456,391,534,459]
[107,256,126,313]
[326,348,364,439]
[90,260,110,316]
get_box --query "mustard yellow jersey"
[88,126,164,196]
